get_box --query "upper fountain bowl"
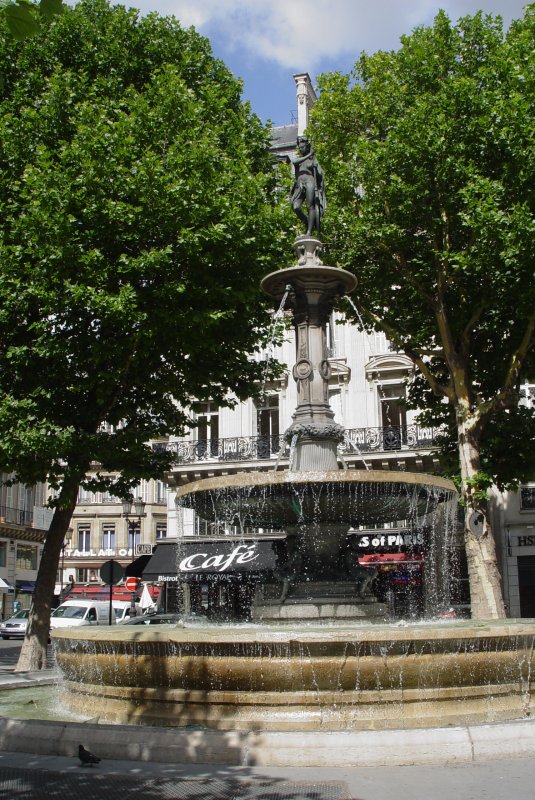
[175,470,456,529]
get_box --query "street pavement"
[0,641,534,799]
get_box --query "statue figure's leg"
[293,199,308,228]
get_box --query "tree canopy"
[311,6,534,617]
[0,0,63,43]
[0,0,288,667]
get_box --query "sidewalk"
[1,749,535,799]
[1,666,535,798]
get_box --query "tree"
[312,7,535,619]
[0,0,289,670]
[0,0,63,42]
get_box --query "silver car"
[0,609,29,639]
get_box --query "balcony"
[157,425,441,485]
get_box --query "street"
[0,637,55,670]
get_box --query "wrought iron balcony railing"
[0,504,33,526]
[154,425,439,466]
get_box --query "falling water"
[260,284,291,398]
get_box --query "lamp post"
[60,528,73,603]
[122,496,146,614]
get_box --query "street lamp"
[60,528,73,602]
[122,496,146,614]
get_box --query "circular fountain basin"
[53,620,535,731]
[175,470,456,528]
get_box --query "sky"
[117,0,529,126]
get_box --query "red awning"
[358,552,424,566]
[65,586,135,601]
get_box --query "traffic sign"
[125,577,139,592]
[100,559,125,586]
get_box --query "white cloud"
[136,0,529,68]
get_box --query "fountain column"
[262,235,356,471]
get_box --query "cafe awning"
[143,540,279,582]
[125,554,152,578]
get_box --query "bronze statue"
[288,135,326,236]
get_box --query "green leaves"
[312,6,535,486]
[2,2,40,41]
[0,0,287,488]
[0,0,63,40]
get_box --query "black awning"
[16,580,36,593]
[143,540,280,582]
[125,554,152,578]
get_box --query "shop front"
[349,529,429,618]
[142,538,281,620]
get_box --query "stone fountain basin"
[175,470,456,527]
[52,620,535,731]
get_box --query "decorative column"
[262,236,357,472]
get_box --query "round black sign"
[100,559,125,586]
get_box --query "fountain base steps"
[2,715,535,767]
[52,621,535,733]
[57,679,533,731]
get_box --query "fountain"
[52,138,535,733]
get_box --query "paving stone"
[0,766,350,799]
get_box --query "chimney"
[293,73,317,136]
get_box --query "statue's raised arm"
[288,135,326,237]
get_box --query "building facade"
[0,478,49,618]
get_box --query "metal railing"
[154,425,439,465]
[0,505,33,526]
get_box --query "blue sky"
[117,0,529,125]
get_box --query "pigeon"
[78,744,101,767]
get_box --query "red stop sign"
[125,577,139,592]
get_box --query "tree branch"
[354,300,453,401]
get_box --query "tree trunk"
[458,419,506,620]
[15,479,80,672]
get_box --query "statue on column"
[288,135,326,236]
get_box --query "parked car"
[50,599,116,628]
[0,609,29,639]
[121,612,183,626]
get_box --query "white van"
[112,601,135,623]
[50,599,116,628]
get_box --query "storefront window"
[520,485,535,511]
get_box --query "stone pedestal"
[252,581,387,622]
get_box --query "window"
[520,486,535,512]
[155,481,166,504]
[16,544,38,570]
[195,402,219,458]
[326,313,337,357]
[77,524,91,552]
[379,384,407,450]
[127,523,141,551]
[0,541,6,567]
[102,524,115,550]
[78,486,96,503]
[255,395,279,458]
[76,568,89,583]
[156,522,167,539]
